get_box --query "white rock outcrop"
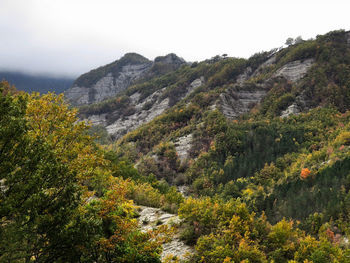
[274,58,314,82]
[174,134,193,163]
[65,63,151,105]
[138,206,193,261]
[83,77,204,140]
[219,89,267,119]
[185,77,204,97]
[280,103,300,118]
[105,97,170,138]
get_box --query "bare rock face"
[138,206,193,261]
[236,67,252,85]
[174,134,193,163]
[274,58,314,82]
[84,77,204,140]
[65,53,186,106]
[66,63,152,105]
[106,96,170,138]
[219,89,267,119]
[250,55,276,78]
[185,77,204,96]
[281,103,300,118]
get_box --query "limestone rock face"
[219,89,267,119]
[185,76,204,96]
[105,95,170,138]
[236,67,252,85]
[281,103,300,118]
[274,58,314,82]
[65,53,186,106]
[66,63,152,105]
[174,134,193,163]
[138,206,193,260]
[83,77,204,140]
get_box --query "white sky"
[0,0,349,77]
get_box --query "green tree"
[0,82,84,261]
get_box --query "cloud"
[0,0,349,77]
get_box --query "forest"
[2,30,350,262]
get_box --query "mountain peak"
[119,53,151,65]
[154,53,186,65]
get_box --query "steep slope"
[73,30,350,227]
[105,30,350,225]
[49,29,350,262]
[65,53,186,105]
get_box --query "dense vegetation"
[0,81,184,262]
[112,30,350,262]
[3,29,350,262]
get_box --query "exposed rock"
[65,53,186,106]
[82,76,203,140]
[105,97,169,138]
[154,53,186,65]
[64,86,90,105]
[177,185,190,197]
[236,67,252,85]
[219,89,267,119]
[280,90,310,118]
[250,55,276,78]
[86,113,107,126]
[137,206,193,260]
[280,103,300,118]
[274,58,314,82]
[0,179,8,193]
[65,63,151,105]
[185,77,204,97]
[174,134,193,163]
[263,55,277,66]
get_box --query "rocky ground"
[137,206,194,261]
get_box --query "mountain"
[65,53,186,105]
[75,29,350,223]
[4,29,350,262]
[0,71,74,94]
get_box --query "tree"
[294,36,304,44]
[285,37,294,46]
[0,82,85,261]
[0,84,163,262]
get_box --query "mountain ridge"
[65,52,186,105]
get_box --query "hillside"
[0,71,74,94]
[65,53,186,106]
[75,30,350,258]
[3,29,350,263]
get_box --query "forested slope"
[2,29,350,262]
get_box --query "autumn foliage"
[300,168,311,179]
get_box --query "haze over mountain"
[0,71,74,93]
[1,0,350,76]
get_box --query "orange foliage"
[326,228,335,242]
[300,168,311,180]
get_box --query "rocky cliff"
[71,30,350,150]
[65,53,186,105]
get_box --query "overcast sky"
[0,0,349,77]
